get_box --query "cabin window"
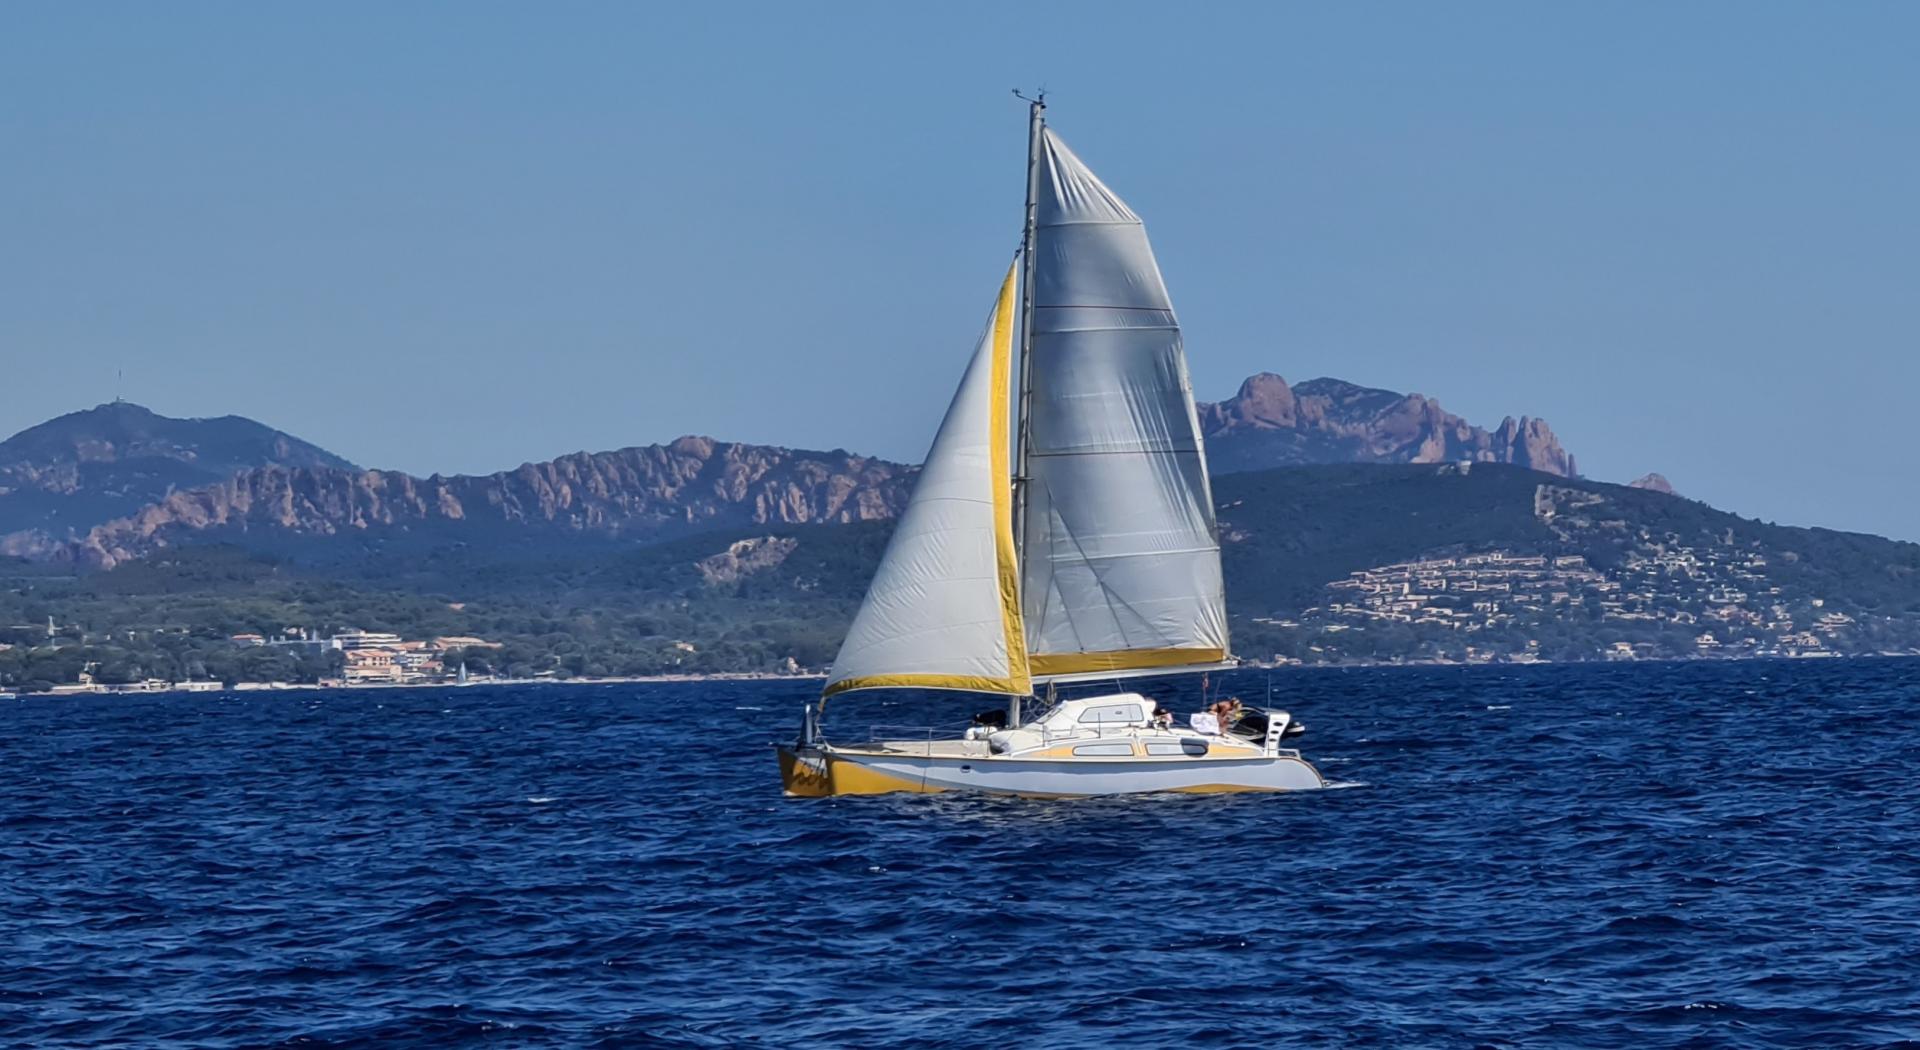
[1072,742,1135,757]
[1078,703,1146,725]
[1146,740,1210,757]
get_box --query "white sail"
[823,265,1029,698]
[1018,128,1229,675]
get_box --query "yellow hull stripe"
[1029,646,1227,676]
[988,261,1031,695]
[822,756,945,795]
[778,748,946,796]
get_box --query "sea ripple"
[3,661,1919,1047]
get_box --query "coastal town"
[0,614,820,695]
[0,625,503,696]
[234,628,503,685]
[1250,531,1887,665]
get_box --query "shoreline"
[10,650,1914,699]
[12,670,826,699]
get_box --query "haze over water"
[4,661,1916,1047]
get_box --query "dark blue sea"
[4,660,1919,1048]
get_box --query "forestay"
[822,265,1031,698]
[1018,128,1230,675]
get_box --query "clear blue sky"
[4,3,1916,538]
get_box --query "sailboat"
[777,98,1324,797]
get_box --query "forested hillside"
[7,463,1920,690]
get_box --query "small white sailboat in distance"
[778,96,1324,797]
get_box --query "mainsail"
[823,115,1229,697]
[1017,127,1230,675]
[821,264,1030,698]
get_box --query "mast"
[1010,90,1045,724]
[1012,90,1044,562]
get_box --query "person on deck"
[1211,699,1243,734]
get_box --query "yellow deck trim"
[1029,646,1227,676]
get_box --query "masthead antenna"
[1011,87,1047,108]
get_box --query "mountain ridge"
[54,435,914,569]
[5,375,1588,566]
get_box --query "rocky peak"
[1200,374,1579,479]
[1290,377,1419,419]
[666,434,717,459]
[1202,373,1298,429]
[1629,473,1678,496]
[1492,416,1577,476]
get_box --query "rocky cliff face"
[696,536,802,586]
[1199,375,1578,478]
[0,401,358,545]
[65,436,913,568]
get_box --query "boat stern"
[776,743,835,797]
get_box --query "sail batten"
[1016,127,1230,672]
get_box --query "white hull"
[779,744,1320,802]
[825,748,1320,798]
[781,693,1324,798]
